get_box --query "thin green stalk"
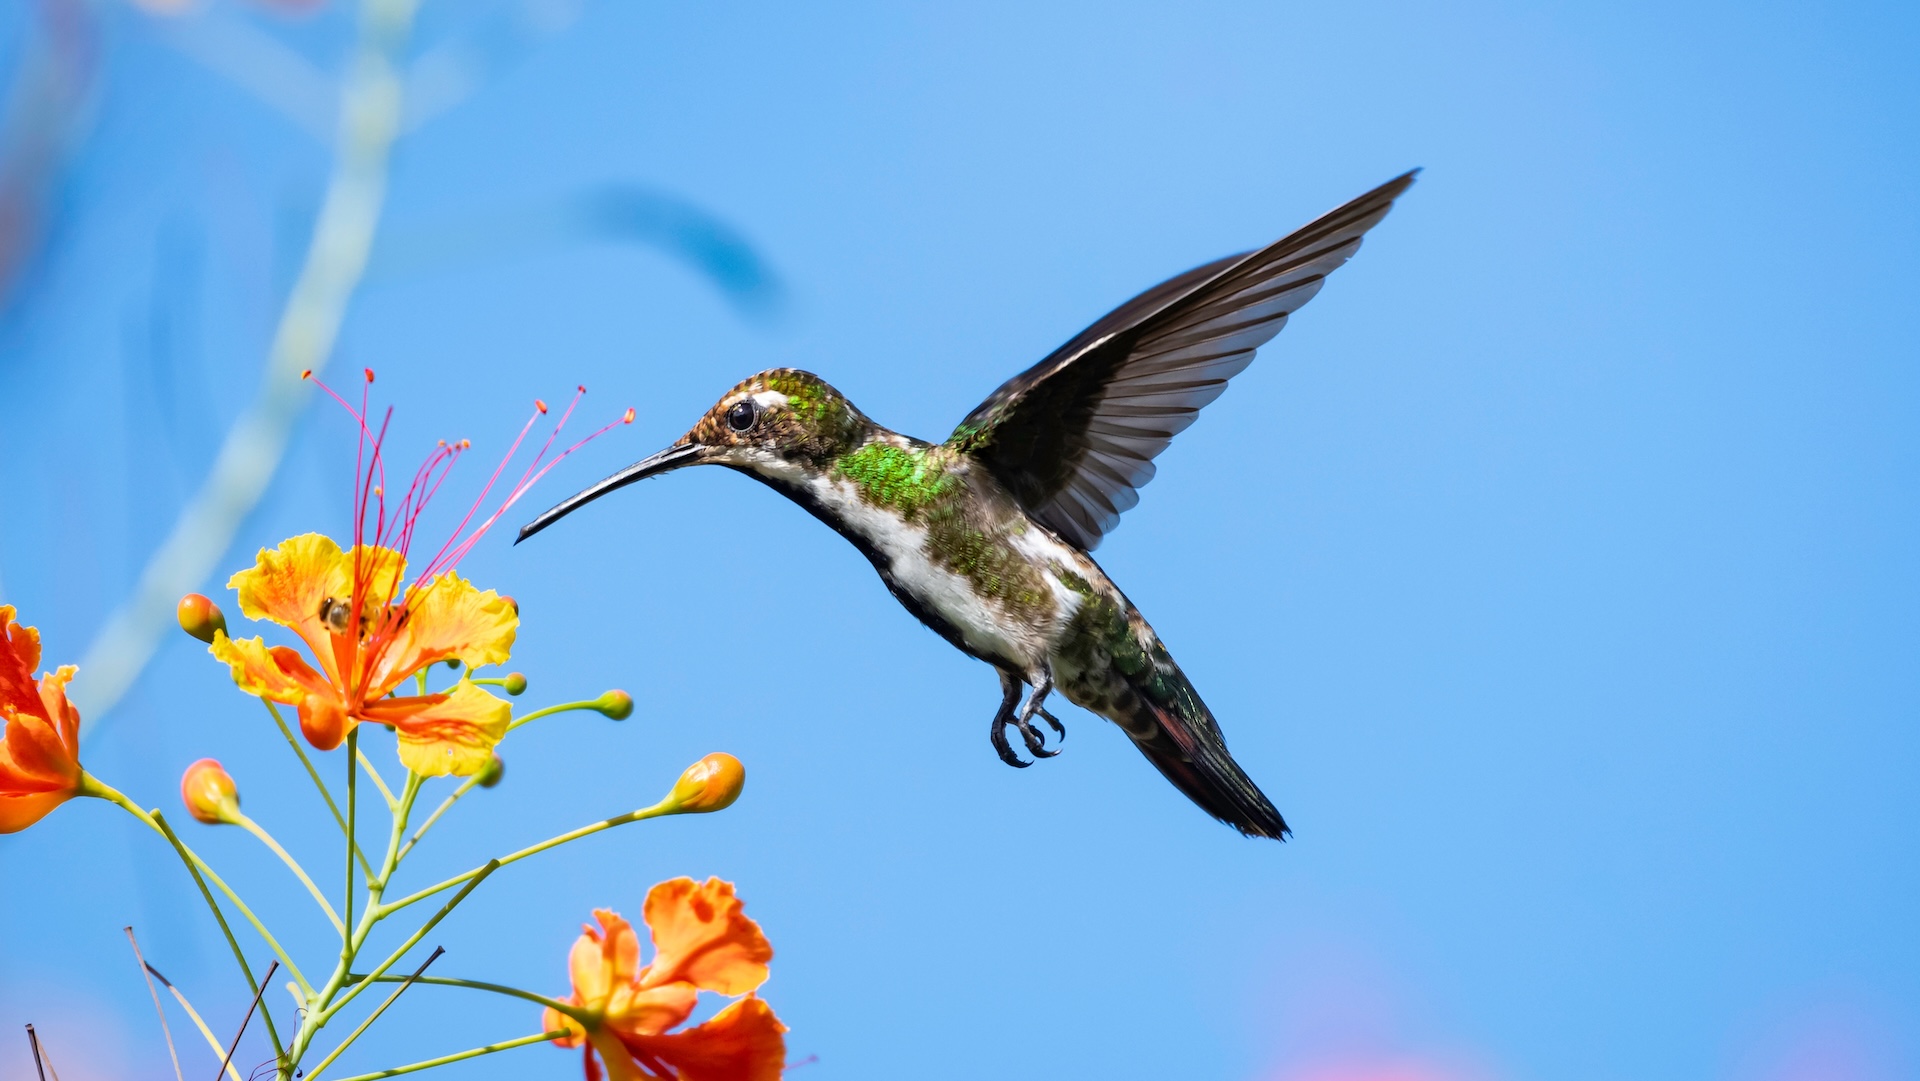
[305,948,442,1081]
[323,863,496,1022]
[265,700,374,878]
[237,814,345,933]
[344,725,359,963]
[282,770,424,1077]
[344,975,582,1020]
[384,772,425,883]
[148,814,291,1059]
[357,747,398,810]
[88,774,308,1028]
[157,811,314,996]
[326,1031,565,1081]
[139,962,249,1081]
[506,698,607,733]
[377,799,675,916]
[395,773,484,862]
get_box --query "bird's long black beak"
[516,442,703,544]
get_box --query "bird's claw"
[990,714,1031,768]
[1018,717,1057,758]
[990,675,1064,767]
[1038,707,1066,743]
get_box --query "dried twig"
[24,1025,47,1081]
[124,926,185,1081]
[215,960,278,1081]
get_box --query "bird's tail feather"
[1129,695,1289,840]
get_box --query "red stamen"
[305,380,634,689]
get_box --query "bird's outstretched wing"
[947,171,1417,550]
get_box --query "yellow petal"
[227,535,406,668]
[368,680,510,778]
[569,910,641,1011]
[210,634,325,706]
[366,572,516,695]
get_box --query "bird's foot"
[990,671,1064,767]
[1013,684,1063,759]
[990,713,1030,768]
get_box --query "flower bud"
[181,759,241,825]
[478,752,505,789]
[177,594,228,644]
[593,689,633,720]
[502,672,528,697]
[667,752,744,814]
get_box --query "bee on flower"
[208,369,632,776]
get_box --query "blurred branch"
[369,183,786,322]
[402,0,585,132]
[73,0,419,734]
[147,8,334,142]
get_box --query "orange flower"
[546,878,786,1081]
[209,372,630,777]
[211,533,517,776]
[0,607,84,833]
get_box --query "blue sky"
[1,2,1916,1080]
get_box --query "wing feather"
[949,171,1417,549]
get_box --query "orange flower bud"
[667,753,744,814]
[180,759,241,825]
[177,594,228,644]
[594,689,633,720]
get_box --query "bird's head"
[517,368,867,543]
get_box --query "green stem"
[357,747,399,811]
[282,770,424,1077]
[323,862,496,1022]
[264,700,374,878]
[394,773,484,863]
[344,725,358,963]
[506,698,607,733]
[378,798,676,916]
[344,975,583,1020]
[325,1032,566,1081]
[88,775,312,1006]
[237,813,344,933]
[305,948,442,1081]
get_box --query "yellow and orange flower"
[209,373,632,777]
[211,534,516,777]
[0,606,84,833]
[546,878,786,1081]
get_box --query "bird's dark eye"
[726,400,758,432]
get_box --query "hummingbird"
[519,172,1416,839]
